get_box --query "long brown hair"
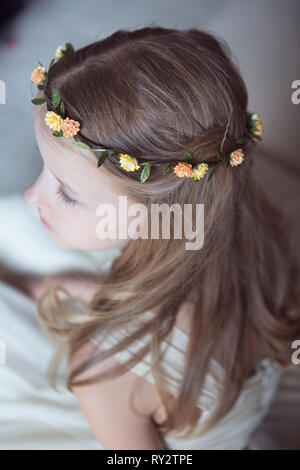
[36,26,300,440]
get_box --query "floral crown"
[31,42,263,183]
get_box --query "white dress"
[89,314,286,450]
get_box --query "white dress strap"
[89,320,187,396]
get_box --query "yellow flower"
[251,113,262,126]
[174,162,193,178]
[119,154,140,172]
[31,66,46,85]
[250,113,263,141]
[192,163,209,181]
[55,44,67,60]
[44,111,64,132]
[229,148,244,167]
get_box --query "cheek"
[55,209,96,241]
[51,202,133,251]
[53,213,106,250]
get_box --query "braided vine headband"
[31,42,263,183]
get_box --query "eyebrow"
[35,144,79,197]
[48,167,79,197]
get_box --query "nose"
[24,173,52,209]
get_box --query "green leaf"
[116,161,122,169]
[207,160,224,182]
[141,163,151,183]
[65,43,74,54]
[97,151,109,167]
[140,160,157,166]
[216,150,227,160]
[60,100,65,117]
[37,79,46,91]
[110,151,121,158]
[52,89,61,109]
[251,134,262,141]
[207,166,218,182]
[163,164,175,175]
[53,130,64,137]
[184,151,193,163]
[235,137,248,144]
[49,58,55,69]
[31,98,47,105]
[72,141,91,150]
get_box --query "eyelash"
[56,186,77,205]
[34,147,76,206]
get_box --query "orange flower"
[60,117,80,137]
[252,123,263,141]
[229,148,244,167]
[31,66,46,85]
[174,162,193,178]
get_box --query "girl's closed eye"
[56,186,77,205]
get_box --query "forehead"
[33,102,121,199]
[34,103,91,162]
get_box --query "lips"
[39,214,53,231]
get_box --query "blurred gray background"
[0,0,299,449]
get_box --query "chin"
[51,231,130,252]
[49,231,75,249]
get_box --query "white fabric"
[0,193,118,449]
[0,194,119,276]
[0,193,298,449]
[0,281,104,450]
[89,315,285,450]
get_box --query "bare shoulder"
[69,293,198,434]
[68,338,168,449]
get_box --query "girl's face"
[24,104,134,251]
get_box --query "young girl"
[22,26,300,450]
